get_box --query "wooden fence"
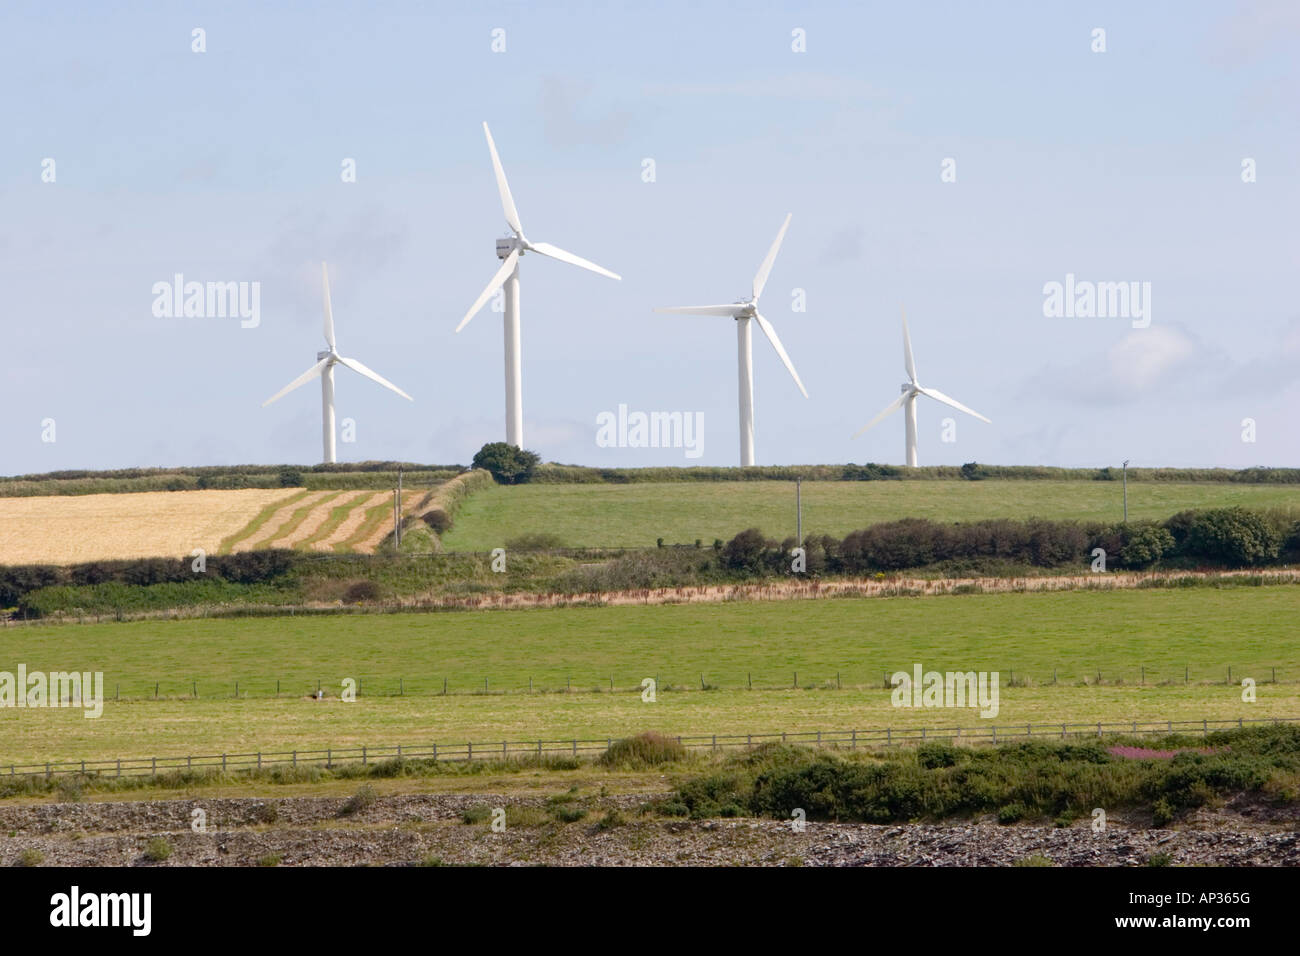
[7,716,1297,781]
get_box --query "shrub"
[338,784,377,817]
[471,442,540,485]
[422,508,452,534]
[257,852,283,867]
[278,469,304,488]
[960,462,986,481]
[1183,508,1283,566]
[461,804,492,824]
[342,580,381,604]
[16,848,44,867]
[721,528,770,572]
[144,837,172,862]
[599,732,688,769]
[1119,524,1175,569]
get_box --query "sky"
[1,0,1297,473]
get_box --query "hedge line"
[0,550,300,609]
[534,463,1300,484]
[722,507,1299,574]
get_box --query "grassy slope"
[440,480,1300,551]
[4,586,1297,763]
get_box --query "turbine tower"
[655,213,808,466]
[263,262,413,464]
[852,308,989,466]
[456,122,621,449]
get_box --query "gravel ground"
[1,792,1296,867]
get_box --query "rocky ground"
[1,791,1296,867]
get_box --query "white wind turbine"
[853,308,989,467]
[455,122,621,449]
[262,262,412,464]
[654,213,807,467]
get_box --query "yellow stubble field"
[0,489,299,564]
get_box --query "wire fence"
[56,663,1296,701]
[8,716,1298,781]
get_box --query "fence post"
[292,751,297,767]
[467,742,472,760]
[326,749,331,768]
[536,740,541,760]
[886,727,891,745]
[222,753,227,772]
[151,756,156,775]
[257,752,262,770]
[572,739,577,757]
[117,759,121,777]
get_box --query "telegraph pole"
[796,477,802,546]
[1122,459,1129,523]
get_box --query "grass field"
[4,586,1297,764]
[0,489,298,564]
[440,480,1300,550]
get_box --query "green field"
[440,480,1300,550]
[4,585,1297,764]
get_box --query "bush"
[16,849,44,867]
[342,580,381,604]
[721,528,770,572]
[1119,524,1174,569]
[338,784,377,816]
[599,732,687,769]
[278,469,304,488]
[144,837,172,862]
[1183,508,1283,566]
[960,462,986,481]
[471,443,540,485]
[422,508,452,534]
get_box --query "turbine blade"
[752,212,792,302]
[918,386,990,423]
[337,356,414,401]
[321,262,336,350]
[753,310,808,398]
[852,392,908,438]
[483,122,523,235]
[262,358,328,407]
[902,306,917,383]
[528,241,621,280]
[653,304,745,317]
[456,247,519,332]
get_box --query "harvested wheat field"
[0,489,298,565]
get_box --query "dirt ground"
[2,790,1296,867]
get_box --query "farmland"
[0,489,297,564]
[0,485,434,566]
[4,585,1297,765]
[441,480,1300,550]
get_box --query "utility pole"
[393,467,403,551]
[796,477,802,546]
[1122,459,1129,523]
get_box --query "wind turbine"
[262,262,412,464]
[852,308,989,466]
[455,122,621,449]
[654,213,807,467]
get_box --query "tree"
[471,442,540,485]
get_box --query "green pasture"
[439,480,1300,550]
[2,586,1297,764]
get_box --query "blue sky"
[2,0,1297,472]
